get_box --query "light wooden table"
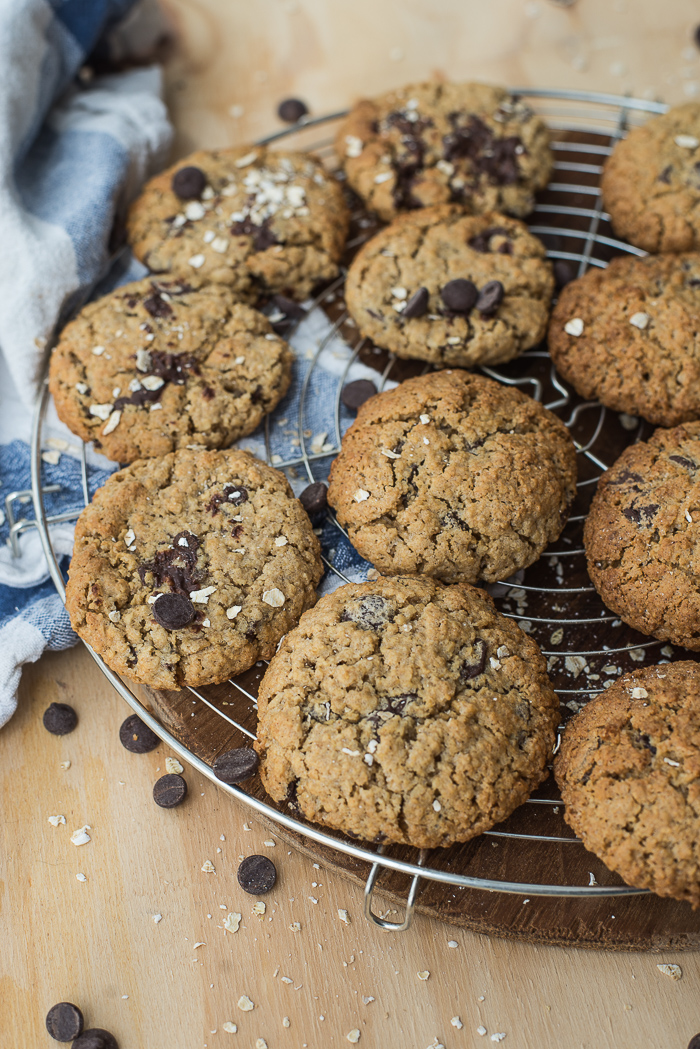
[3,2,700,1046]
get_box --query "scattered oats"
[345,135,363,158]
[165,757,184,774]
[227,605,242,619]
[338,909,350,925]
[432,799,441,812]
[141,375,165,391]
[631,687,648,699]
[661,645,674,657]
[664,758,680,767]
[190,585,217,603]
[565,655,587,678]
[452,1017,464,1029]
[255,1040,268,1049]
[193,942,206,949]
[686,509,693,523]
[253,902,266,917]
[136,348,151,371]
[391,286,407,300]
[188,253,206,269]
[70,825,91,846]
[289,922,301,932]
[366,568,380,581]
[76,873,87,882]
[629,311,649,330]
[447,940,459,948]
[374,171,393,184]
[202,618,211,628]
[491,1035,506,1044]
[308,896,318,904]
[477,1030,487,1039]
[675,134,699,148]
[589,872,598,886]
[60,760,71,770]
[223,912,241,933]
[48,814,66,827]
[107,610,121,623]
[201,860,216,873]
[92,345,105,356]
[619,412,638,430]
[222,1022,237,1033]
[101,409,122,435]
[281,977,293,984]
[237,995,254,1012]
[235,150,259,168]
[203,229,215,243]
[423,437,430,445]
[629,647,645,662]
[283,1017,290,1028]
[234,355,246,365]
[89,402,113,421]
[657,963,682,980]
[153,913,163,923]
[564,317,584,337]
[346,1030,361,1044]
[75,382,89,395]
[341,748,360,756]
[417,970,430,980]
[42,449,61,465]
[380,448,401,459]
[353,489,370,508]
[550,628,564,645]
[262,588,285,607]
[446,336,462,345]
[489,656,501,670]
[184,201,206,221]
[553,733,562,755]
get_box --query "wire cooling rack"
[28,89,676,931]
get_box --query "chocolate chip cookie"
[584,422,700,649]
[555,662,700,908]
[256,577,559,848]
[127,146,349,300]
[336,81,552,223]
[549,253,700,428]
[327,370,577,583]
[65,449,323,689]
[602,103,700,253]
[345,205,554,366]
[49,278,293,462]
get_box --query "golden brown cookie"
[327,370,577,584]
[548,253,700,427]
[256,577,559,848]
[554,662,700,908]
[584,422,700,649]
[65,449,323,690]
[127,146,349,300]
[601,103,700,253]
[345,206,554,367]
[49,277,293,463]
[336,81,552,223]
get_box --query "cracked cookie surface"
[549,253,700,427]
[336,81,552,223]
[49,277,293,463]
[256,577,559,848]
[127,146,349,300]
[584,423,700,649]
[555,662,700,908]
[65,449,323,689]
[327,370,577,583]
[601,103,700,253]
[345,206,553,366]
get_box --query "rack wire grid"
[27,89,675,931]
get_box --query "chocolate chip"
[402,287,429,319]
[476,280,504,316]
[142,292,174,319]
[694,24,700,49]
[208,485,249,514]
[341,379,377,411]
[119,714,160,754]
[553,260,576,289]
[443,114,522,185]
[43,703,77,735]
[153,773,188,808]
[269,293,306,332]
[468,226,511,252]
[657,164,673,184]
[171,165,206,200]
[153,592,196,630]
[212,747,260,784]
[299,481,328,517]
[277,98,309,123]
[237,854,277,894]
[460,639,488,680]
[441,278,478,313]
[71,1029,119,1049]
[46,1002,84,1041]
[622,503,659,525]
[340,595,395,630]
[669,455,697,470]
[388,693,416,714]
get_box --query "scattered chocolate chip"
[460,639,488,680]
[46,1002,84,1042]
[277,98,309,123]
[171,165,206,200]
[553,260,576,289]
[212,748,260,784]
[119,714,160,754]
[340,595,395,630]
[476,280,504,316]
[402,287,429,319]
[299,481,328,517]
[71,1029,119,1049]
[441,278,478,313]
[341,379,377,411]
[43,703,78,736]
[688,1036,700,1049]
[153,773,188,808]
[153,592,196,630]
[237,854,277,894]
[694,25,700,49]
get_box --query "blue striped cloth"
[0,0,172,726]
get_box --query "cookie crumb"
[165,757,184,774]
[201,860,216,873]
[289,922,301,932]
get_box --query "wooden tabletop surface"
[3,2,700,1047]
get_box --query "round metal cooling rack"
[28,89,677,931]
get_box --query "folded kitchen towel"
[0,0,172,727]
